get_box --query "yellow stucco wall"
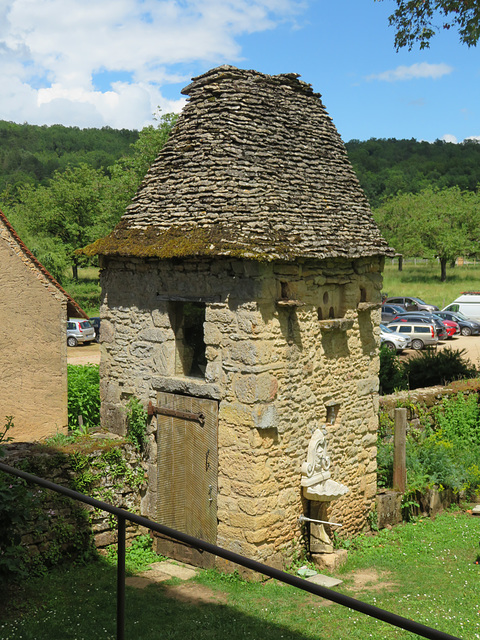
[0,232,68,441]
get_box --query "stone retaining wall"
[2,438,148,569]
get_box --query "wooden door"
[155,392,218,568]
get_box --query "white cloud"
[367,62,454,83]
[440,134,458,144]
[0,0,305,128]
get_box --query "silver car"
[386,321,439,350]
[380,324,410,352]
[67,319,96,347]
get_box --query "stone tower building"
[84,66,393,569]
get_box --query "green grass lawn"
[383,260,480,311]
[1,509,478,639]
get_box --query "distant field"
[382,259,480,310]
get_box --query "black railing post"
[117,515,126,640]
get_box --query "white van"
[442,292,480,321]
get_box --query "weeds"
[126,397,148,450]
[67,364,100,433]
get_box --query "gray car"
[384,296,439,313]
[67,319,96,347]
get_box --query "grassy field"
[383,259,480,310]
[1,508,479,640]
[63,267,101,317]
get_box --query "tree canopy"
[3,113,178,282]
[377,0,480,49]
[345,138,480,208]
[374,186,480,280]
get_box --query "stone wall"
[2,439,148,568]
[99,253,384,566]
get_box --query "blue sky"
[1,0,479,142]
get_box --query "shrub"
[126,397,148,450]
[379,345,408,394]
[67,364,100,433]
[403,347,478,390]
[0,417,32,584]
[378,392,480,500]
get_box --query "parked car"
[442,292,480,321]
[380,324,410,352]
[381,304,405,324]
[386,321,439,350]
[384,296,439,313]
[435,310,480,336]
[387,312,449,341]
[89,317,101,342]
[67,319,96,347]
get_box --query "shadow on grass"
[0,560,338,640]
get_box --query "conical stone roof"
[86,65,393,261]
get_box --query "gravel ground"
[67,341,100,365]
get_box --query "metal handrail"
[0,461,461,640]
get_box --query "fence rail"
[0,461,461,640]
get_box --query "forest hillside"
[1,119,479,208]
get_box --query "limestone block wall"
[0,231,68,440]
[99,254,384,565]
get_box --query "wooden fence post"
[393,408,407,493]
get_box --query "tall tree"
[376,0,480,49]
[13,164,110,280]
[374,186,480,281]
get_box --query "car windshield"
[80,321,92,329]
[411,297,427,304]
[453,311,469,320]
[380,324,395,333]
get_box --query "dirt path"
[67,342,100,365]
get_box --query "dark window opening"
[317,307,323,320]
[173,302,207,379]
[360,287,367,303]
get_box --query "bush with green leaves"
[126,397,148,450]
[379,346,478,395]
[378,392,480,500]
[379,345,408,394]
[403,347,478,390]
[0,417,33,584]
[67,364,100,433]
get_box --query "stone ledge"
[318,318,354,332]
[151,376,222,400]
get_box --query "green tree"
[374,186,480,281]
[376,0,480,50]
[13,164,110,280]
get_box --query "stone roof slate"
[85,65,393,261]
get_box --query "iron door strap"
[148,401,205,427]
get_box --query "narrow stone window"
[326,404,340,424]
[360,287,367,303]
[172,302,207,378]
